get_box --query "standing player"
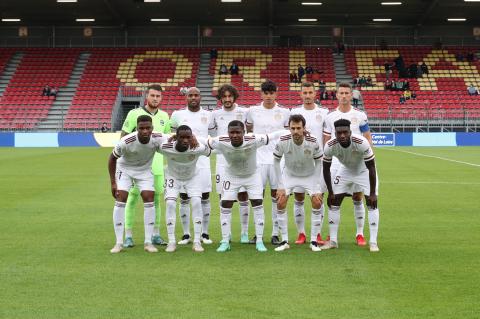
[273,114,324,252]
[323,82,374,246]
[108,115,169,254]
[157,125,211,253]
[322,119,380,252]
[212,84,250,243]
[121,84,170,248]
[208,120,283,252]
[290,81,329,245]
[170,87,216,245]
[246,80,290,245]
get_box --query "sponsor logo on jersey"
[201,116,208,124]
[304,149,311,156]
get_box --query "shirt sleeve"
[245,107,254,125]
[121,110,136,133]
[112,140,125,158]
[170,112,179,132]
[207,136,219,150]
[362,143,375,162]
[254,134,269,147]
[199,143,212,157]
[323,143,332,162]
[323,117,332,136]
[359,112,370,133]
[313,141,323,160]
[283,108,290,128]
[273,140,284,159]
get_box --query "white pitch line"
[381,181,480,185]
[383,148,480,168]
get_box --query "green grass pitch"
[1,146,479,318]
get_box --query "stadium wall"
[0,132,479,147]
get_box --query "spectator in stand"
[411,91,417,100]
[467,52,475,62]
[311,70,321,83]
[359,76,367,87]
[289,72,299,83]
[297,64,305,82]
[404,80,410,90]
[409,64,418,78]
[210,48,218,59]
[335,41,345,54]
[101,122,109,133]
[219,64,228,75]
[305,65,314,74]
[330,90,337,100]
[320,90,329,101]
[230,63,239,75]
[384,62,392,80]
[403,89,412,100]
[399,95,406,104]
[42,85,50,96]
[467,84,479,96]
[384,80,392,91]
[421,62,429,75]
[318,80,326,95]
[49,86,57,98]
[455,53,464,62]
[366,76,373,87]
[352,86,361,107]
[394,54,407,78]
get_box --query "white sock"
[239,201,249,234]
[201,199,210,235]
[125,228,133,238]
[310,206,323,242]
[144,202,155,244]
[165,199,177,244]
[192,197,202,243]
[353,200,365,236]
[253,205,265,243]
[328,205,341,243]
[277,210,288,242]
[271,198,279,236]
[368,208,380,244]
[153,227,160,237]
[294,200,305,234]
[179,198,190,236]
[113,201,126,244]
[220,207,232,242]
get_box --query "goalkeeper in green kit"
[121,84,170,247]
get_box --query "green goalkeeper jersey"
[121,106,170,175]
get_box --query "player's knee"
[250,199,263,207]
[221,200,234,209]
[270,189,277,197]
[116,191,129,202]
[237,191,248,201]
[201,192,210,200]
[294,192,305,201]
[180,193,190,200]
[140,191,155,203]
[352,192,363,201]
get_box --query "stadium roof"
[0,0,478,27]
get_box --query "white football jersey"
[323,134,375,174]
[212,105,249,167]
[170,108,216,168]
[158,142,211,180]
[246,103,290,164]
[208,134,269,177]
[113,132,169,173]
[291,104,329,143]
[273,133,323,177]
[323,107,369,138]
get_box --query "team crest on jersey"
[201,116,208,124]
[188,154,196,160]
[351,117,358,124]
[160,120,164,126]
[274,113,282,121]
[316,114,323,122]
[236,114,243,120]
[304,149,311,156]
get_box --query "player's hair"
[334,118,351,128]
[337,82,352,91]
[261,80,277,93]
[216,84,239,101]
[301,81,315,89]
[228,120,245,130]
[137,114,152,124]
[289,114,306,127]
[146,84,163,93]
[176,125,192,134]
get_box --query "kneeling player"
[273,114,325,252]
[108,115,170,254]
[158,125,210,253]
[322,119,380,252]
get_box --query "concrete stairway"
[0,52,24,97]
[333,52,364,110]
[36,52,91,131]
[196,52,217,110]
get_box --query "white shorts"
[259,163,279,190]
[116,167,155,192]
[216,164,246,196]
[332,167,379,196]
[222,172,264,201]
[197,166,212,194]
[330,161,379,195]
[287,172,327,196]
[164,172,203,200]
